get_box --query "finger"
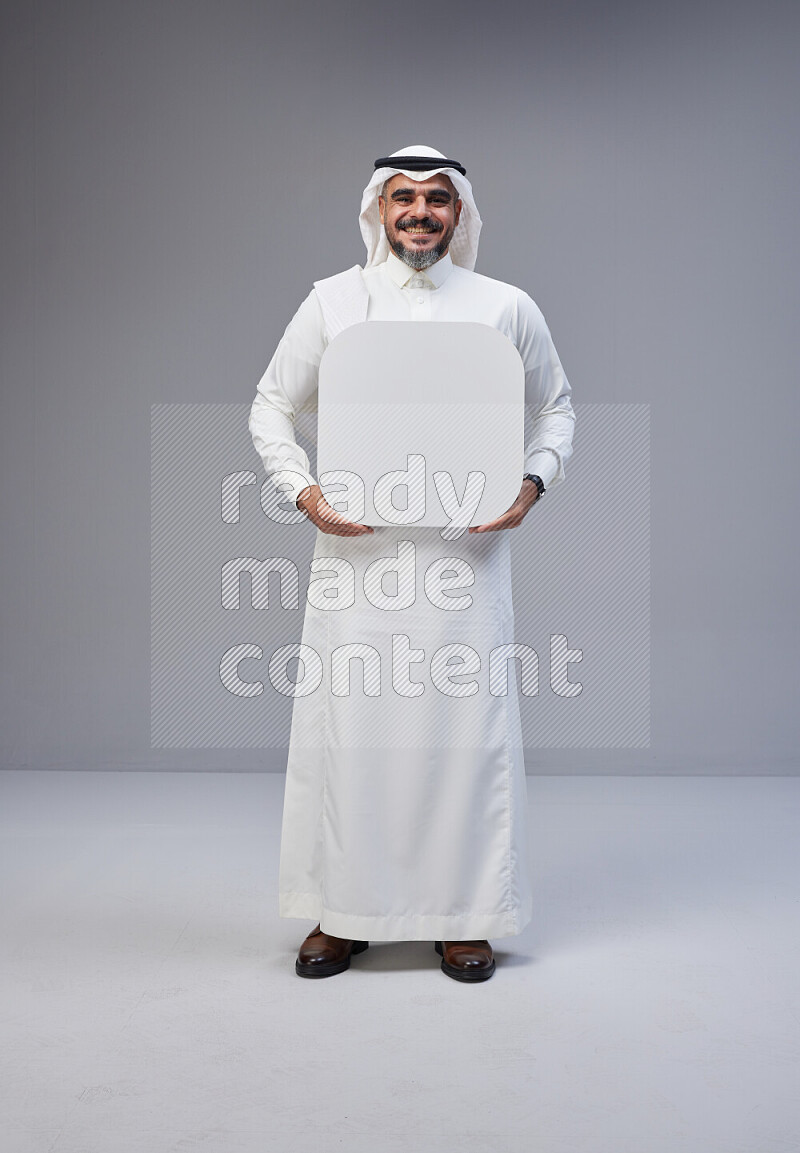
[314,501,372,533]
[471,513,520,533]
[318,519,373,536]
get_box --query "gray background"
[2,0,798,774]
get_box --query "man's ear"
[378,196,386,224]
[454,198,463,226]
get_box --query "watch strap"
[523,473,546,498]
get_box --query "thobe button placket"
[406,276,432,318]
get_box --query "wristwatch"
[523,473,546,499]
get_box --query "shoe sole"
[295,940,369,979]
[434,940,496,982]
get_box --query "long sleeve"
[513,290,576,490]
[249,289,327,506]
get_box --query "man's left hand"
[468,478,539,533]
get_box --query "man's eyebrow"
[389,187,454,201]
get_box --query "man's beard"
[387,217,453,270]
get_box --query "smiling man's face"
[378,173,462,270]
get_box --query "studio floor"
[0,770,798,1153]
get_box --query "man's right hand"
[296,485,374,536]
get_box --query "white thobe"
[250,250,575,941]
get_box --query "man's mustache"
[396,217,443,233]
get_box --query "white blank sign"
[317,322,524,528]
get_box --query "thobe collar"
[384,249,454,290]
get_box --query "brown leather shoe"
[295,924,369,978]
[434,939,496,982]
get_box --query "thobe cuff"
[270,468,318,506]
[523,450,560,491]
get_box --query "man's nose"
[411,196,429,216]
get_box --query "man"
[249,146,575,981]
